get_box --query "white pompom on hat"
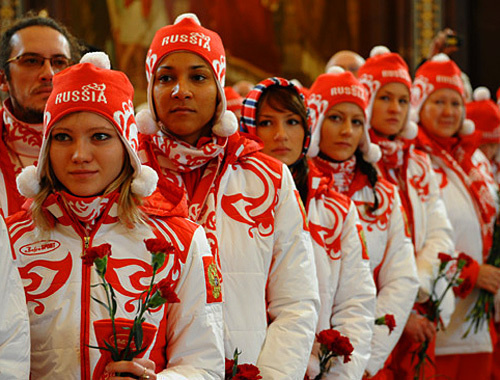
[138,12,238,138]
[358,45,417,140]
[411,53,474,136]
[17,51,158,198]
[306,66,381,163]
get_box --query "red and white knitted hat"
[136,13,238,138]
[307,66,381,162]
[411,53,474,135]
[466,87,500,144]
[358,46,417,139]
[17,52,158,198]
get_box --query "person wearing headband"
[9,52,224,379]
[241,77,379,380]
[137,14,319,378]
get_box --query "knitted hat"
[17,52,158,199]
[411,53,474,135]
[224,86,243,115]
[306,66,381,162]
[240,77,311,161]
[358,46,417,139]
[466,87,500,144]
[136,13,238,138]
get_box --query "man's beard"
[12,103,44,124]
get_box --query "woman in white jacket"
[0,215,30,380]
[306,67,419,379]
[240,77,377,380]
[9,52,224,379]
[136,15,320,379]
[357,47,456,380]
[412,54,500,380]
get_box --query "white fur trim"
[473,86,490,101]
[80,52,111,69]
[362,143,382,163]
[370,45,390,57]
[174,13,201,25]
[326,66,345,75]
[460,118,475,136]
[212,110,238,137]
[136,109,160,135]
[131,165,158,197]
[400,120,418,140]
[17,165,40,198]
[431,53,450,62]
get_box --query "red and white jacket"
[0,101,42,217]
[0,215,30,379]
[310,157,419,378]
[377,145,456,327]
[7,192,224,379]
[425,149,499,355]
[305,160,376,380]
[139,131,320,379]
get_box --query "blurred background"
[2,0,498,105]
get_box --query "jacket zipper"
[81,233,91,380]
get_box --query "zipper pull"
[84,236,90,251]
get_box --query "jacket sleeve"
[157,226,224,380]
[414,156,456,328]
[0,216,30,380]
[321,202,376,380]
[256,166,320,379]
[365,193,419,376]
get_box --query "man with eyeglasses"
[0,13,81,217]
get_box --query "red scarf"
[415,128,497,257]
[311,155,370,198]
[370,131,416,242]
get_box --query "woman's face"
[370,82,410,138]
[319,102,365,162]
[152,52,218,146]
[49,112,125,197]
[419,88,464,138]
[256,100,305,166]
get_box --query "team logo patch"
[20,240,60,256]
[203,256,222,303]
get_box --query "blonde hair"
[30,138,146,231]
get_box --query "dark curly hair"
[0,12,82,80]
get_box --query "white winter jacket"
[349,178,419,376]
[305,161,376,380]
[140,132,320,379]
[381,146,456,328]
[0,215,30,379]
[429,150,499,355]
[7,192,224,379]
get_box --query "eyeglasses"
[6,53,71,72]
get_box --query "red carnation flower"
[317,329,341,352]
[457,252,473,268]
[82,243,111,266]
[385,314,396,334]
[332,335,354,363]
[438,252,453,264]
[225,358,235,379]
[233,364,262,380]
[156,278,180,303]
[144,238,175,255]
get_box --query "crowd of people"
[0,10,500,380]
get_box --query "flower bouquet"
[305,328,354,380]
[463,216,500,338]
[83,239,180,380]
[225,349,262,380]
[412,252,469,380]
